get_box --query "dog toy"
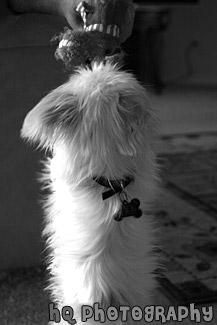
[53,28,122,69]
[53,0,135,70]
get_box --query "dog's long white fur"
[21,63,158,325]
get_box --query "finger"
[120,1,135,43]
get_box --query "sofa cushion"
[0,2,69,268]
[0,11,66,49]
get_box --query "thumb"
[119,1,135,43]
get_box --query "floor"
[150,84,217,324]
[149,86,217,136]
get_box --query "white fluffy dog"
[21,62,158,325]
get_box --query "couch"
[0,1,68,269]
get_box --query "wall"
[162,0,217,86]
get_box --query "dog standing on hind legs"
[21,61,159,324]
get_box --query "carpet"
[0,266,48,325]
[154,131,217,305]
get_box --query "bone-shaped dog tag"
[114,198,142,221]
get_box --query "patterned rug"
[154,132,217,305]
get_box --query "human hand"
[119,1,135,42]
[59,0,84,30]
[60,0,135,43]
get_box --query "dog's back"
[21,63,159,325]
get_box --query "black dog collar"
[93,175,133,200]
[93,175,142,221]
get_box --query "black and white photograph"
[0,0,216,324]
